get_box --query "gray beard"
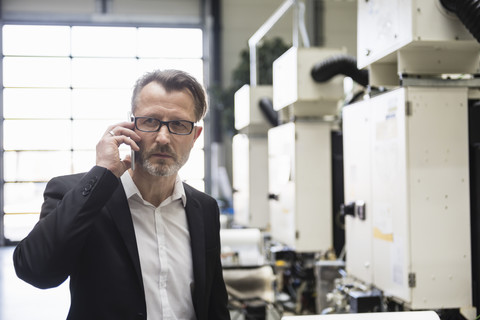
[142,157,181,177]
[139,149,189,177]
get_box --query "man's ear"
[192,126,203,145]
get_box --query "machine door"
[342,99,374,284]
[268,123,296,248]
[369,88,411,303]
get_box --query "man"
[13,69,231,320]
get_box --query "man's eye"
[170,121,189,130]
[170,121,184,127]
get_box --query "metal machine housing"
[342,86,473,310]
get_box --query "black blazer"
[13,166,230,320]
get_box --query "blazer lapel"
[106,184,144,289]
[184,185,206,319]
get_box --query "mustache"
[145,145,176,158]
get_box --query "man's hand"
[96,121,141,177]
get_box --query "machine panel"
[343,87,473,309]
[232,134,269,229]
[272,47,344,117]
[234,84,273,132]
[342,100,374,284]
[357,0,480,86]
[268,121,333,252]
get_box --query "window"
[2,25,205,242]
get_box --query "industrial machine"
[269,46,344,253]
[356,0,480,87]
[233,0,480,318]
[340,0,480,318]
[343,86,472,310]
[233,85,273,229]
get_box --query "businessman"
[13,69,231,320]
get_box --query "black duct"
[258,97,279,127]
[441,0,480,43]
[311,55,369,87]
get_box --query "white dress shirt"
[121,172,197,320]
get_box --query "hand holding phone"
[97,117,140,177]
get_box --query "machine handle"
[340,201,366,220]
[268,193,279,201]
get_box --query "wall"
[322,0,357,56]
[2,0,202,25]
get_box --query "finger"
[125,137,140,151]
[104,121,132,134]
[121,156,132,171]
[109,135,140,151]
[106,123,141,142]
[113,129,141,143]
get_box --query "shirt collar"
[121,171,187,207]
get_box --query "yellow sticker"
[373,227,394,242]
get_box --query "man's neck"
[129,168,177,207]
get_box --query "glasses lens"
[169,120,193,134]
[136,117,160,132]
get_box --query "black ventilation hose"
[258,97,279,127]
[440,0,456,12]
[441,0,480,43]
[310,55,369,87]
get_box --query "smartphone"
[131,148,135,171]
[130,113,135,171]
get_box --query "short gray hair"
[131,69,208,122]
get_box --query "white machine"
[343,86,472,310]
[233,85,272,229]
[340,0,480,317]
[231,0,313,231]
[273,46,344,118]
[268,121,333,252]
[268,47,345,252]
[235,84,274,133]
[357,0,480,87]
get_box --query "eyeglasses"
[133,117,195,135]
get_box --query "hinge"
[408,272,416,288]
[406,101,412,116]
[295,230,299,239]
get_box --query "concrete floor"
[0,246,70,320]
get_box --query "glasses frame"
[133,116,195,135]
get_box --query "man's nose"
[155,124,171,144]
